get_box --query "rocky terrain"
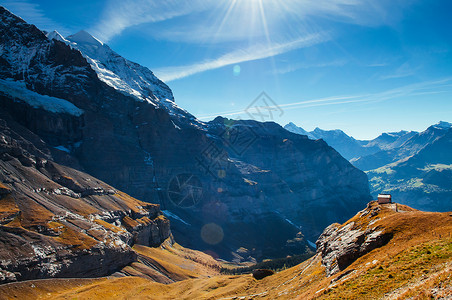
[0,115,171,283]
[1,201,450,299]
[0,6,371,260]
[316,203,393,277]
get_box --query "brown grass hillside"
[1,202,451,299]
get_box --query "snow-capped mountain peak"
[62,30,204,128]
[67,30,103,46]
[64,30,173,104]
[46,30,68,43]
[432,121,452,130]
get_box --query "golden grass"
[132,242,220,280]
[0,278,104,300]
[0,194,19,222]
[114,191,154,213]
[318,238,452,299]
[0,182,11,191]
[93,219,126,234]
[121,215,139,229]
[10,196,54,228]
[52,224,99,250]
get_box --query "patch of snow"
[0,79,84,116]
[285,218,298,228]
[162,210,191,226]
[171,120,181,130]
[307,240,317,249]
[31,245,50,259]
[54,145,70,153]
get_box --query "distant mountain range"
[285,121,452,211]
[285,122,420,161]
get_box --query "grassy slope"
[1,202,451,300]
[119,241,221,283]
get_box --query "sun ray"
[211,0,239,42]
[257,0,282,97]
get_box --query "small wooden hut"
[377,194,392,204]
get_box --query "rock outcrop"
[316,202,392,276]
[0,117,171,283]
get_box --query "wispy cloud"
[154,33,329,82]
[0,0,67,34]
[379,62,421,80]
[274,59,347,75]
[197,77,452,120]
[91,0,213,42]
[197,95,369,120]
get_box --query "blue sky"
[2,0,452,139]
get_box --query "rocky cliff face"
[316,202,392,276]
[0,6,371,260]
[206,118,371,241]
[0,116,170,283]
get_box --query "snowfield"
[0,78,84,116]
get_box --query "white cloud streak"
[154,32,330,82]
[274,60,347,75]
[379,62,421,80]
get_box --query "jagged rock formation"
[0,6,371,260]
[0,116,170,283]
[316,202,392,276]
